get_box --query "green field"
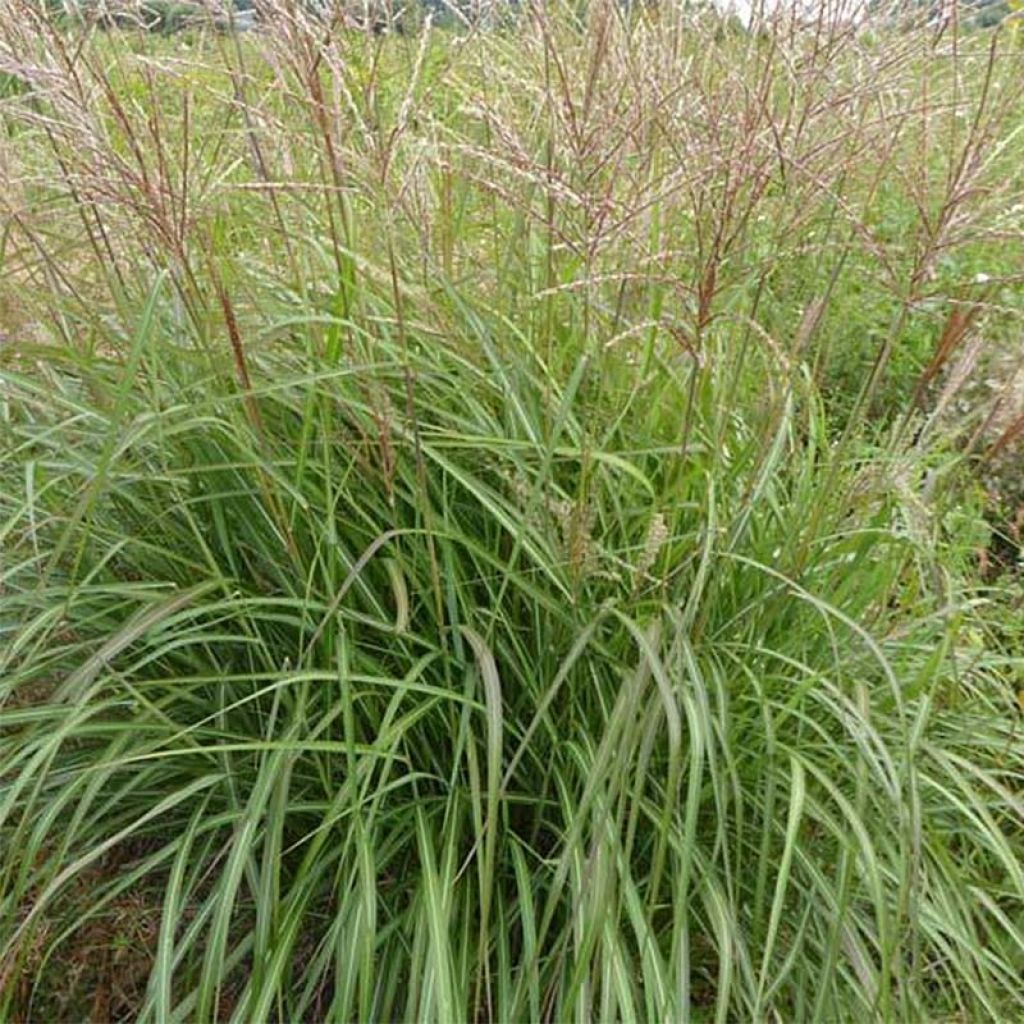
[2,3,1024,1020]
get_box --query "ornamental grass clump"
[1,2,1023,1020]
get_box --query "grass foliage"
[1,2,1023,1019]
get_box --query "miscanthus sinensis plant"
[1,1,1023,1019]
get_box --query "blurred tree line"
[39,0,1015,35]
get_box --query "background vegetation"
[1,1,1023,1019]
